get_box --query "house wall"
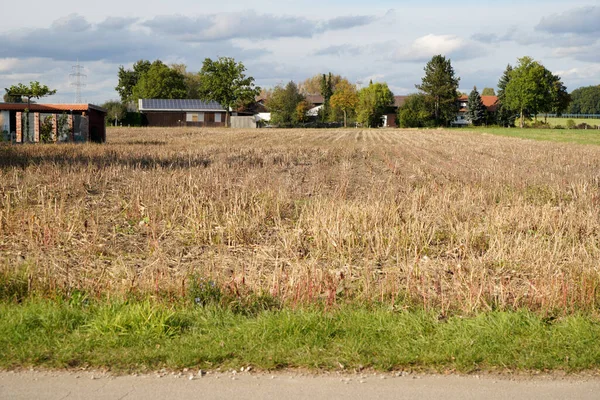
[142,111,227,127]
[88,109,106,143]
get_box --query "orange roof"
[0,103,105,112]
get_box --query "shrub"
[566,119,576,129]
[576,123,593,130]
[554,125,564,129]
[529,120,550,129]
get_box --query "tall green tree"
[568,85,600,114]
[319,72,334,122]
[467,86,486,126]
[356,82,394,128]
[546,73,570,117]
[330,80,358,127]
[416,55,460,126]
[115,60,151,104]
[496,64,516,127]
[504,57,568,128]
[267,81,305,126]
[481,88,496,96]
[197,57,260,127]
[131,60,187,103]
[102,100,127,126]
[171,63,203,99]
[5,81,57,106]
[397,94,431,128]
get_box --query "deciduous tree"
[504,57,568,128]
[568,85,600,115]
[171,63,203,99]
[197,57,260,127]
[102,100,127,126]
[267,81,305,126]
[5,81,57,106]
[131,60,187,103]
[356,82,394,128]
[397,94,431,128]
[416,55,460,126]
[330,80,358,127]
[115,60,151,104]
[481,88,496,96]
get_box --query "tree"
[3,92,23,102]
[267,81,305,126]
[171,63,203,99]
[299,73,347,95]
[319,73,334,122]
[397,94,431,128]
[330,80,358,127]
[356,82,394,128]
[546,73,570,117]
[5,81,57,106]
[503,57,567,128]
[416,55,460,126]
[568,85,600,115]
[295,100,312,124]
[131,60,187,103]
[467,86,486,126]
[115,60,151,104]
[481,88,496,96]
[197,57,260,127]
[496,64,516,127]
[102,100,127,126]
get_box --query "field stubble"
[1,127,600,314]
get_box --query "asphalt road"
[2,370,600,400]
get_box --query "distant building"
[0,103,106,143]
[138,99,227,127]
[453,95,499,126]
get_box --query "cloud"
[551,43,600,63]
[391,34,486,62]
[314,44,374,57]
[97,17,138,31]
[142,10,379,42]
[536,6,600,35]
[51,14,91,32]
[0,14,265,63]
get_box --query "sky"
[1,0,599,104]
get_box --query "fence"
[230,116,257,129]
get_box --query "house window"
[215,113,222,123]
[186,112,205,122]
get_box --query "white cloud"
[391,34,485,62]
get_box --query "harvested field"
[2,127,600,314]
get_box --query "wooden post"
[16,112,22,143]
[33,112,40,142]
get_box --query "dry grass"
[2,127,600,314]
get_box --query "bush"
[576,123,593,130]
[566,119,576,129]
[554,125,564,130]
[529,120,550,129]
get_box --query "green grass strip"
[471,127,600,146]
[1,300,599,372]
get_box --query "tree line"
[108,57,260,127]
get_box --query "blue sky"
[1,0,598,104]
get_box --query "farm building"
[0,103,106,143]
[138,99,227,127]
